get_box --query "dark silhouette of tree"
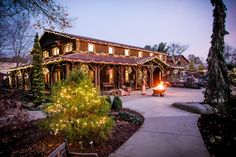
[7,13,33,66]
[0,0,72,54]
[188,54,203,65]
[144,42,169,53]
[31,33,44,106]
[204,0,231,105]
[224,44,236,66]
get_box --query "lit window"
[138,51,143,57]
[125,49,129,56]
[150,53,153,56]
[43,51,49,58]
[52,47,60,56]
[64,43,73,53]
[88,44,94,52]
[109,47,113,54]
[159,54,162,60]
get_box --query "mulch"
[198,112,236,157]
[0,108,144,157]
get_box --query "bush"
[0,98,29,129]
[117,111,142,124]
[43,69,114,143]
[105,95,112,105]
[112,96,122,111]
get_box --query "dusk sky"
[58,0,236,61]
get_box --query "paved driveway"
[110,87,210,157]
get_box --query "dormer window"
[88,43,94,52]
[125,49,129,56]
[138,51,143,57]
[52,47,60,56]
[64,43,73,53]
[43,51,49,58]
[108,47,114,54]
[150,53,153,57]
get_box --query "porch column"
[148,67,154,87]
[94,65,98,88]
[97,65,101,92]
[48,65,54,90]
[21,69,25,90]
[134,67,138,89]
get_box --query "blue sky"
[58,0,236,61]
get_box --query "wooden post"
[22,69,25,90]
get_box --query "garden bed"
[0,108,144,157]
[198,112,236,157]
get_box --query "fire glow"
[153,81,166,96]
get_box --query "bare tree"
[7,13,34,66]
[168,43,188,64]
[224,44,236,66]
[0,0,73,55]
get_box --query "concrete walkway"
[109,87,210,157]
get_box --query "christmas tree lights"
[45,69,114,143]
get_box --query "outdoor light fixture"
[153,81,166,97]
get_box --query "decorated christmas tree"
[188,61,196,73]
[31,33,44,106]
[45,69,114,143]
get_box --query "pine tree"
[188,61,196,73]
[204,0,231,105]
[198,63,205,74]
[45,69,114,143]
[31,33,44,106]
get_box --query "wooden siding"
[115,47,125,56]
[80,41,88,52]
[95,44,108,54]
[130,49,138,57]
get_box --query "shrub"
[43,69,114,143]
[105,95,112,105]
[117,111,142,124]
[112,96,122,111]
[0,98,29,129]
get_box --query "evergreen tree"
[204,0,231,105]
[188,61,196,73]
[198,63,205,74]
[31,33,44,106]
[45,69,114,143]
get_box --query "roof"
[8,52,168,71]
[45,52,169,66]
[43,29,167,55]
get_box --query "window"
[64,43,73,53]
[138,51,143,57]
[150,53,153,57]
[43,51,49,58]
[159,54,162,60]
[125,49,129,56]
[88,44,94,52]
[108,47,113,54]
[52,47,60,56]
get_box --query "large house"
[8,30,189,91]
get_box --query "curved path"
[109,87,210,157]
